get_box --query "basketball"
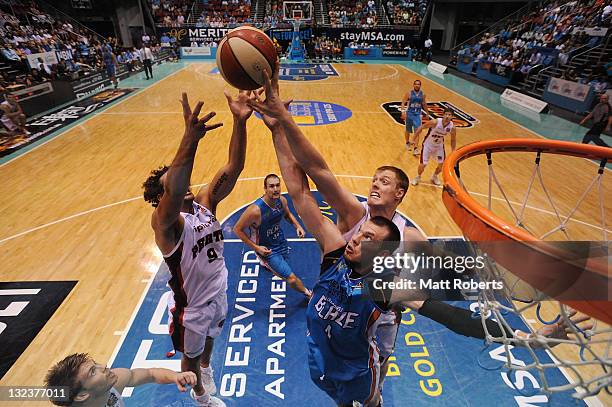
[216,26,278,90]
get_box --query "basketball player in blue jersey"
[400,79,429,154]
[253,64,426,393]
[143,90,255,407]
[249,67,591,406]
[101,43,118,89]
[45,353,197,407]
[233,173,312,298]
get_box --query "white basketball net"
[457,150,611,399]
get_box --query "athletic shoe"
[412,147,420,156]
[411,175,420,186]
[200,366,217,395]
[190,389,225,407]
[431,174,442,186]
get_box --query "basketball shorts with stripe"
[168,290,228,358]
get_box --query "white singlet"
[342,201,406,242]
[163,201,228,333]
[421,118,454,164]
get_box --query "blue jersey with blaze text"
[408,90,424,115]
[306,247,384,381]
[252,197,288,255]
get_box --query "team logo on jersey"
[255,101,351,126]
[381,101,479,128]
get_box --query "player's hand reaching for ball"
[180,92,222,141]
[261,95,292,130]
[174,371,196,392]
[225,90,256,122]
[248,63,292,122]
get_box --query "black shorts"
[586,122,606,136]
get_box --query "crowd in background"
[454,0,611,90]
[151,0,191,27]
[195,0,252,27]
[385,0,427,26]
[327,0,378,27]
[0,1,170,93]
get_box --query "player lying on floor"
[45,353,196,407]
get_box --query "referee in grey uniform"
[581,93,611,147]
[142,44,154,80]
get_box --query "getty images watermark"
[371,250,504,291]
[356,241,507,301]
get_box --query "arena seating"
[0,1,148,91]
[383,0,427,26]
[150,0,191,27]
[326,0,379,27]
[452,0,611,94]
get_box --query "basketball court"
[0,60,610,406]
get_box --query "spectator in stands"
[562,68,578,82]
[35,57,52,77]
[0,91,28,135]
[30,67,45,82]
[588,75,609,93]
[580,93,611,147]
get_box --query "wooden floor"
[0,62,609,405]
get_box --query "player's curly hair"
[143,165,169,207]
[45,353,92,406]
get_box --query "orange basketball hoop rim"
[441,138,612,324]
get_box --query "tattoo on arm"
[212,172,229,196]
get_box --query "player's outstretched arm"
[153,93,222,252]
[271,127,345,254]
[112,368,196,393]
[233,205,272,257]
[248,67,364,230]
[196,90,254,214]
[395,299,592,348]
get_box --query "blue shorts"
[308,347,380,405]
[259,252,293,279]
[106,64,116,77]
[405,112,422,133]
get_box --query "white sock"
[192,389,210,403]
